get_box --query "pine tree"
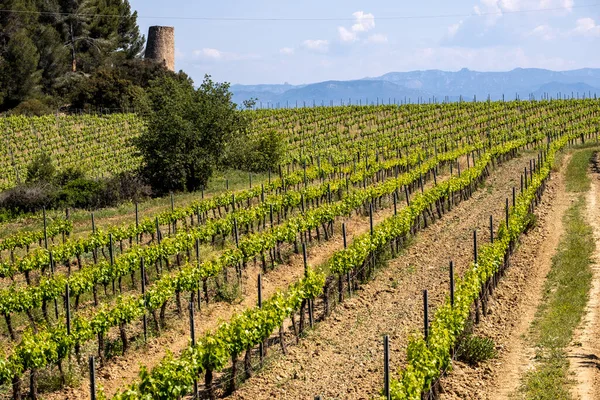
[0,0,145,111]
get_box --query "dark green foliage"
[0,29,41,108]
[8,98,56,116]
[0,0,145,112]
[55,177,106,209]
[136,75,249,194]
[456,334,497,365]
[2,156,150,214]
[69,59,172,112]
[26,153,56,183]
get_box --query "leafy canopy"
[136,75,250,194]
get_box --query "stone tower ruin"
[145,26,175,71]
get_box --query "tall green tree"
[0,29,41,108]
[136,75,249,194]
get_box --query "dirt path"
[567,155,600,400]
[438,153,574,399]
[228,154,535,400]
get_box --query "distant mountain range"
[231,68,600,107]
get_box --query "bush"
[103,172,151,205]
[26,153,56,183]
[54,167,85,187]
[10,98,55,116]
[456,334,497,365]
[0,182,55,213]
[55,178,106,209]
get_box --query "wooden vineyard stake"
[521,174,524,192]
[404,185,410,207]
[308,297,314,328]
[450,261,455,307]
[89,356,96,400]
[141,257,147,342]
[343,223,351,297]
[258,274,264,366]
[109,233,115,293]
[233,218,239,247]
[473,230,478,263]
[135,203,139,244]
[423,290,429,341]
[490,215,494,243]
[50,251,58,318]
[189,301,199,399]
[529,159,533,181]
[43,207,48,249]
[369,203,374,236]
[303,243,308,277]
[65,283,71,335]
[384,335,391,400]
[513,186,516,207]
[393,192,398,215]
[506,198,510,229]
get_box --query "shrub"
[0,182,55,213]
[456,334,497,365]
[10,98,55,116]
[26,153,56,183]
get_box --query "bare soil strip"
[227,153,535,400]
[568,154,600,400]
[438,153,574,399]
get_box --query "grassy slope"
[516,149,596,399]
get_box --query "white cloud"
[572,17,600,37]
[539,0,574,12]
[302,39,329,53]
[174,48,185,59]
[338,11,382,44]
[527,24,556,40]
[193,48,259,61]
[448,20,464,37]
[351,11,375,32]
[367,33,388,43]
[338,26,357,42]
[473,0,573,26]
[195,48,222,60]
[279,47,295,55]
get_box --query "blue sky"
[129,0,600,85]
